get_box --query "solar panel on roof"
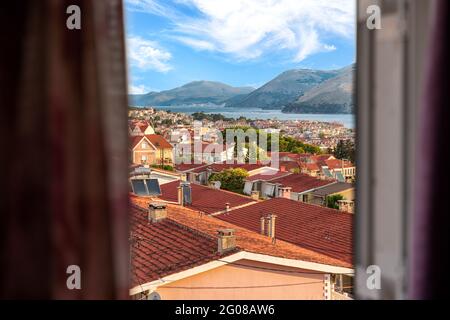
[336,172,345,182]
[146,179,161,196]
[131,179,147,195]
[323,168,333,178]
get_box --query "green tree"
[208,168,249,194]
[333,140,355,163]
[326,194,345,210]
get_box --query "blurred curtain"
[411,0,450,299]
[0,0,129,299]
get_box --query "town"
[128,106,356,300]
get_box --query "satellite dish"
[147,291,161,300]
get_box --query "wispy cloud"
[126,36,173,72]
[128,84,150,94]
[127,0,355,62]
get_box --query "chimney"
[251,190,260,200]
[280,165,286,172]
[279,186,292,199]
[148,202,167,223]
[177,185,183,205]
[217,229,236,253]
[260,216,266,235]
[267,214,277,243]
[178,182,192,206]
[225,202,230,213]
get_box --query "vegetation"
[192,112,233,122]
[151,164,174,171]
[222,127,321,157]
[332,139,355,163]
[208,168,249,194]
[326,194,345,210]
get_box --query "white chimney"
[217,229,236,253]
[225,202,230,213]
[267,214,277,243]
[148,202,167,223]
[178,182,192,206]
[279,187,292,199]
[260,216,266,235]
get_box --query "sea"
[153,105,355,129]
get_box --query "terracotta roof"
[131,196,353,269]
[216,198,353,266]
[279,161,301,172]
[158,181,256,214]
[270,173,335,193]
[325,159,354,170]
[130,204,234,286]
[129,135,146,149]
[145,134,173,149]
[246,171,292,182]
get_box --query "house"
[175,162,276,185]
[129,135,174,166]
[129,121,155,136]
[129,165,182,185]
[174,142,235,164]
[299,154,356,182]
[243,172,335,201]
[307,182,355,208]
[129,197,354,300]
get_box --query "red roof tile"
[158,181,256,214]
[246,171,292,182]
[270,173,335,193]
[216,198,353,266]
[131,196,353,269]
[130,204,234,286]
[145,134,173,149]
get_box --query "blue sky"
[125,0,356,94]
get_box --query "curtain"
[410,0,450,299]
[0,0,129,299]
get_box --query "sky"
[125,0,356,94]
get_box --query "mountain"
[224,69,339,110]
[129,81,254,106]
[282,65,355,114]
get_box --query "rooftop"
[311,182,355,197]
[130,204,232,287]
[216,197,353,266]
[158,180,256,214]
[131,196,353,270]
[270,173,335,193]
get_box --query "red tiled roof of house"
[270,173,335,193]
[129,135,145,149]
[145,134,173,149]
[279,161,301,172]
[158,181,256,214]
[246,171,292,182]
[216,197,353,266]
[130,196,353,272]
[325,159,354,170]
[130,204,234,286]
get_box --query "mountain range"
[129,81,254,107]
[129,64,354,114]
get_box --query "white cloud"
[127,36,173,72]
[128,84,149,94]
[128,0,355,62]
